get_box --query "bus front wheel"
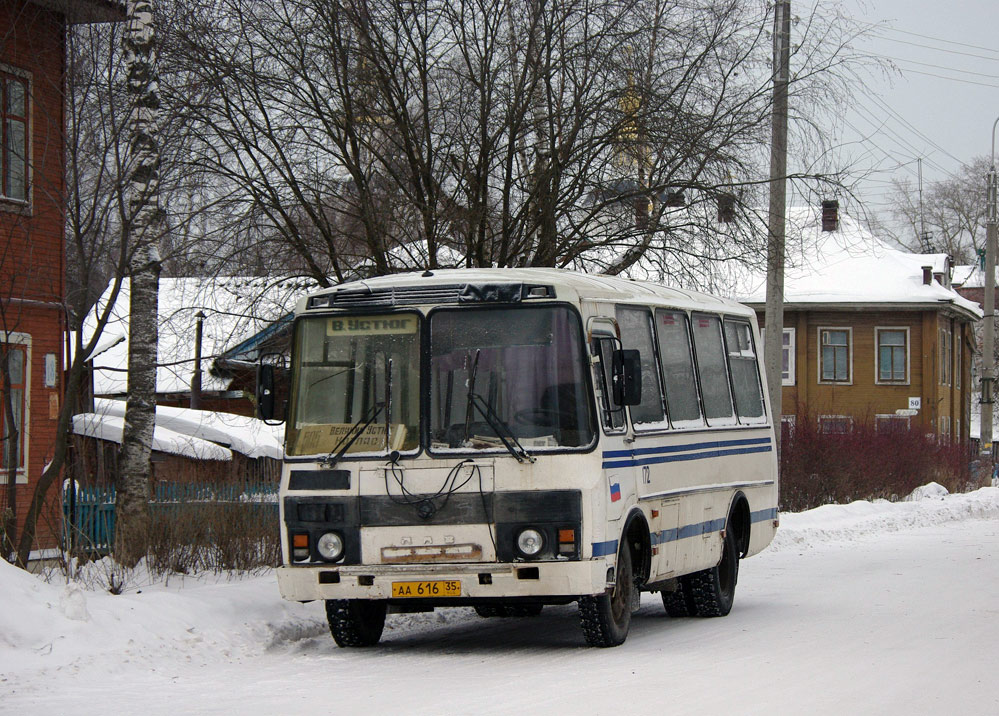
[578,546,633,647]
[325,599,387,647]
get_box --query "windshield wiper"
[323,401,386,468]
[467,392,536,464]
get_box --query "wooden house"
[736,203,981,443]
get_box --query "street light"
[981,117,999,465]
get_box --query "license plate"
[391,580,461,598]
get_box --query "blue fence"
[63,482,279,554]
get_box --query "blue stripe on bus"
[750,507,778,523]
[592,539,619,557]
[602,445,773,470]
[594,509,777,556]
[602,437,771,460]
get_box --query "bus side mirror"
[257,353,286,423]
[612,349,642,406]
[257,364,275,420]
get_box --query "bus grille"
[330,284,465,308]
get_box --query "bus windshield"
[429,306,594,453]
[286,313,421,457]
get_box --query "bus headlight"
[516,528,544,557]
[316,531,345,562]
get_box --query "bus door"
[587,317,631,526]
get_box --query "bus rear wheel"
[683,527,739,617]
[325,599,387,647]
[578,546,633,647]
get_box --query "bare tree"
[166,0,867,284]
[888,157,990,263]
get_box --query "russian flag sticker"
[610,483,622,502]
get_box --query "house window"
[955,334,962,389]
[939,416,950,442]
[781,414,796,442]
[818,415,852,434]
[819,328,851,383]
[875,414,910,434]
[876,328,908,383]
[956,419,961,442]
[939,324,952,385]
[1,337,29,479]
[1,71,28,202]
[782,328,795,386]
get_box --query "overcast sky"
[794,0,999,227]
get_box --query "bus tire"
[578,546,633,647]
[325,599,387,647]
[661,581,693,617]
[683,527,739,618]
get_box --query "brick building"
[1,0,120,555]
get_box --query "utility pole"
[765,0,790,451]
[982,116,999,467]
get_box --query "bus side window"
[591,335,626,431]
[690,313,736,425]
[724,319,766,423]
[615,306,666,428]
[654,310,704,428]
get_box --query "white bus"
[269,268,778,647]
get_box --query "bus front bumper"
[276,559,612,602]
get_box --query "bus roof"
[298,268,756,318]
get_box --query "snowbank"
[770,485,999,552]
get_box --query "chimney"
[717,193,735,223]
[821,199,839,232]
[922,266,932,285]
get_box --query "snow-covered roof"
[723,208,982,320]
[953,264,985,289]
[83,276,317,396]
[72,413,233,461]
[93,399,283,460]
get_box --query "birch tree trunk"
[116,0,163,567]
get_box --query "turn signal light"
[292,532,310,561]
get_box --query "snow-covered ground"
[2,486,998,715]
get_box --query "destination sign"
[326,314,418,336]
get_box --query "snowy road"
[2,489,998,715]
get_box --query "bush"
[780,415,981,512]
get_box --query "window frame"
[874,327,910,385]
[781,327,795,386]
[818,414,852,434]
[615,305,667,431]
[652,308,705,430]
[874,414,910,434]
[939,323,952,386]
[723,318,767,424]
[1,332,30,484]
[588,318,627,435]
[0,66,30,207]
[690,312,737,426]
[817,327,853,385]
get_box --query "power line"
[861,22,999,58]
[862,91,965,169]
